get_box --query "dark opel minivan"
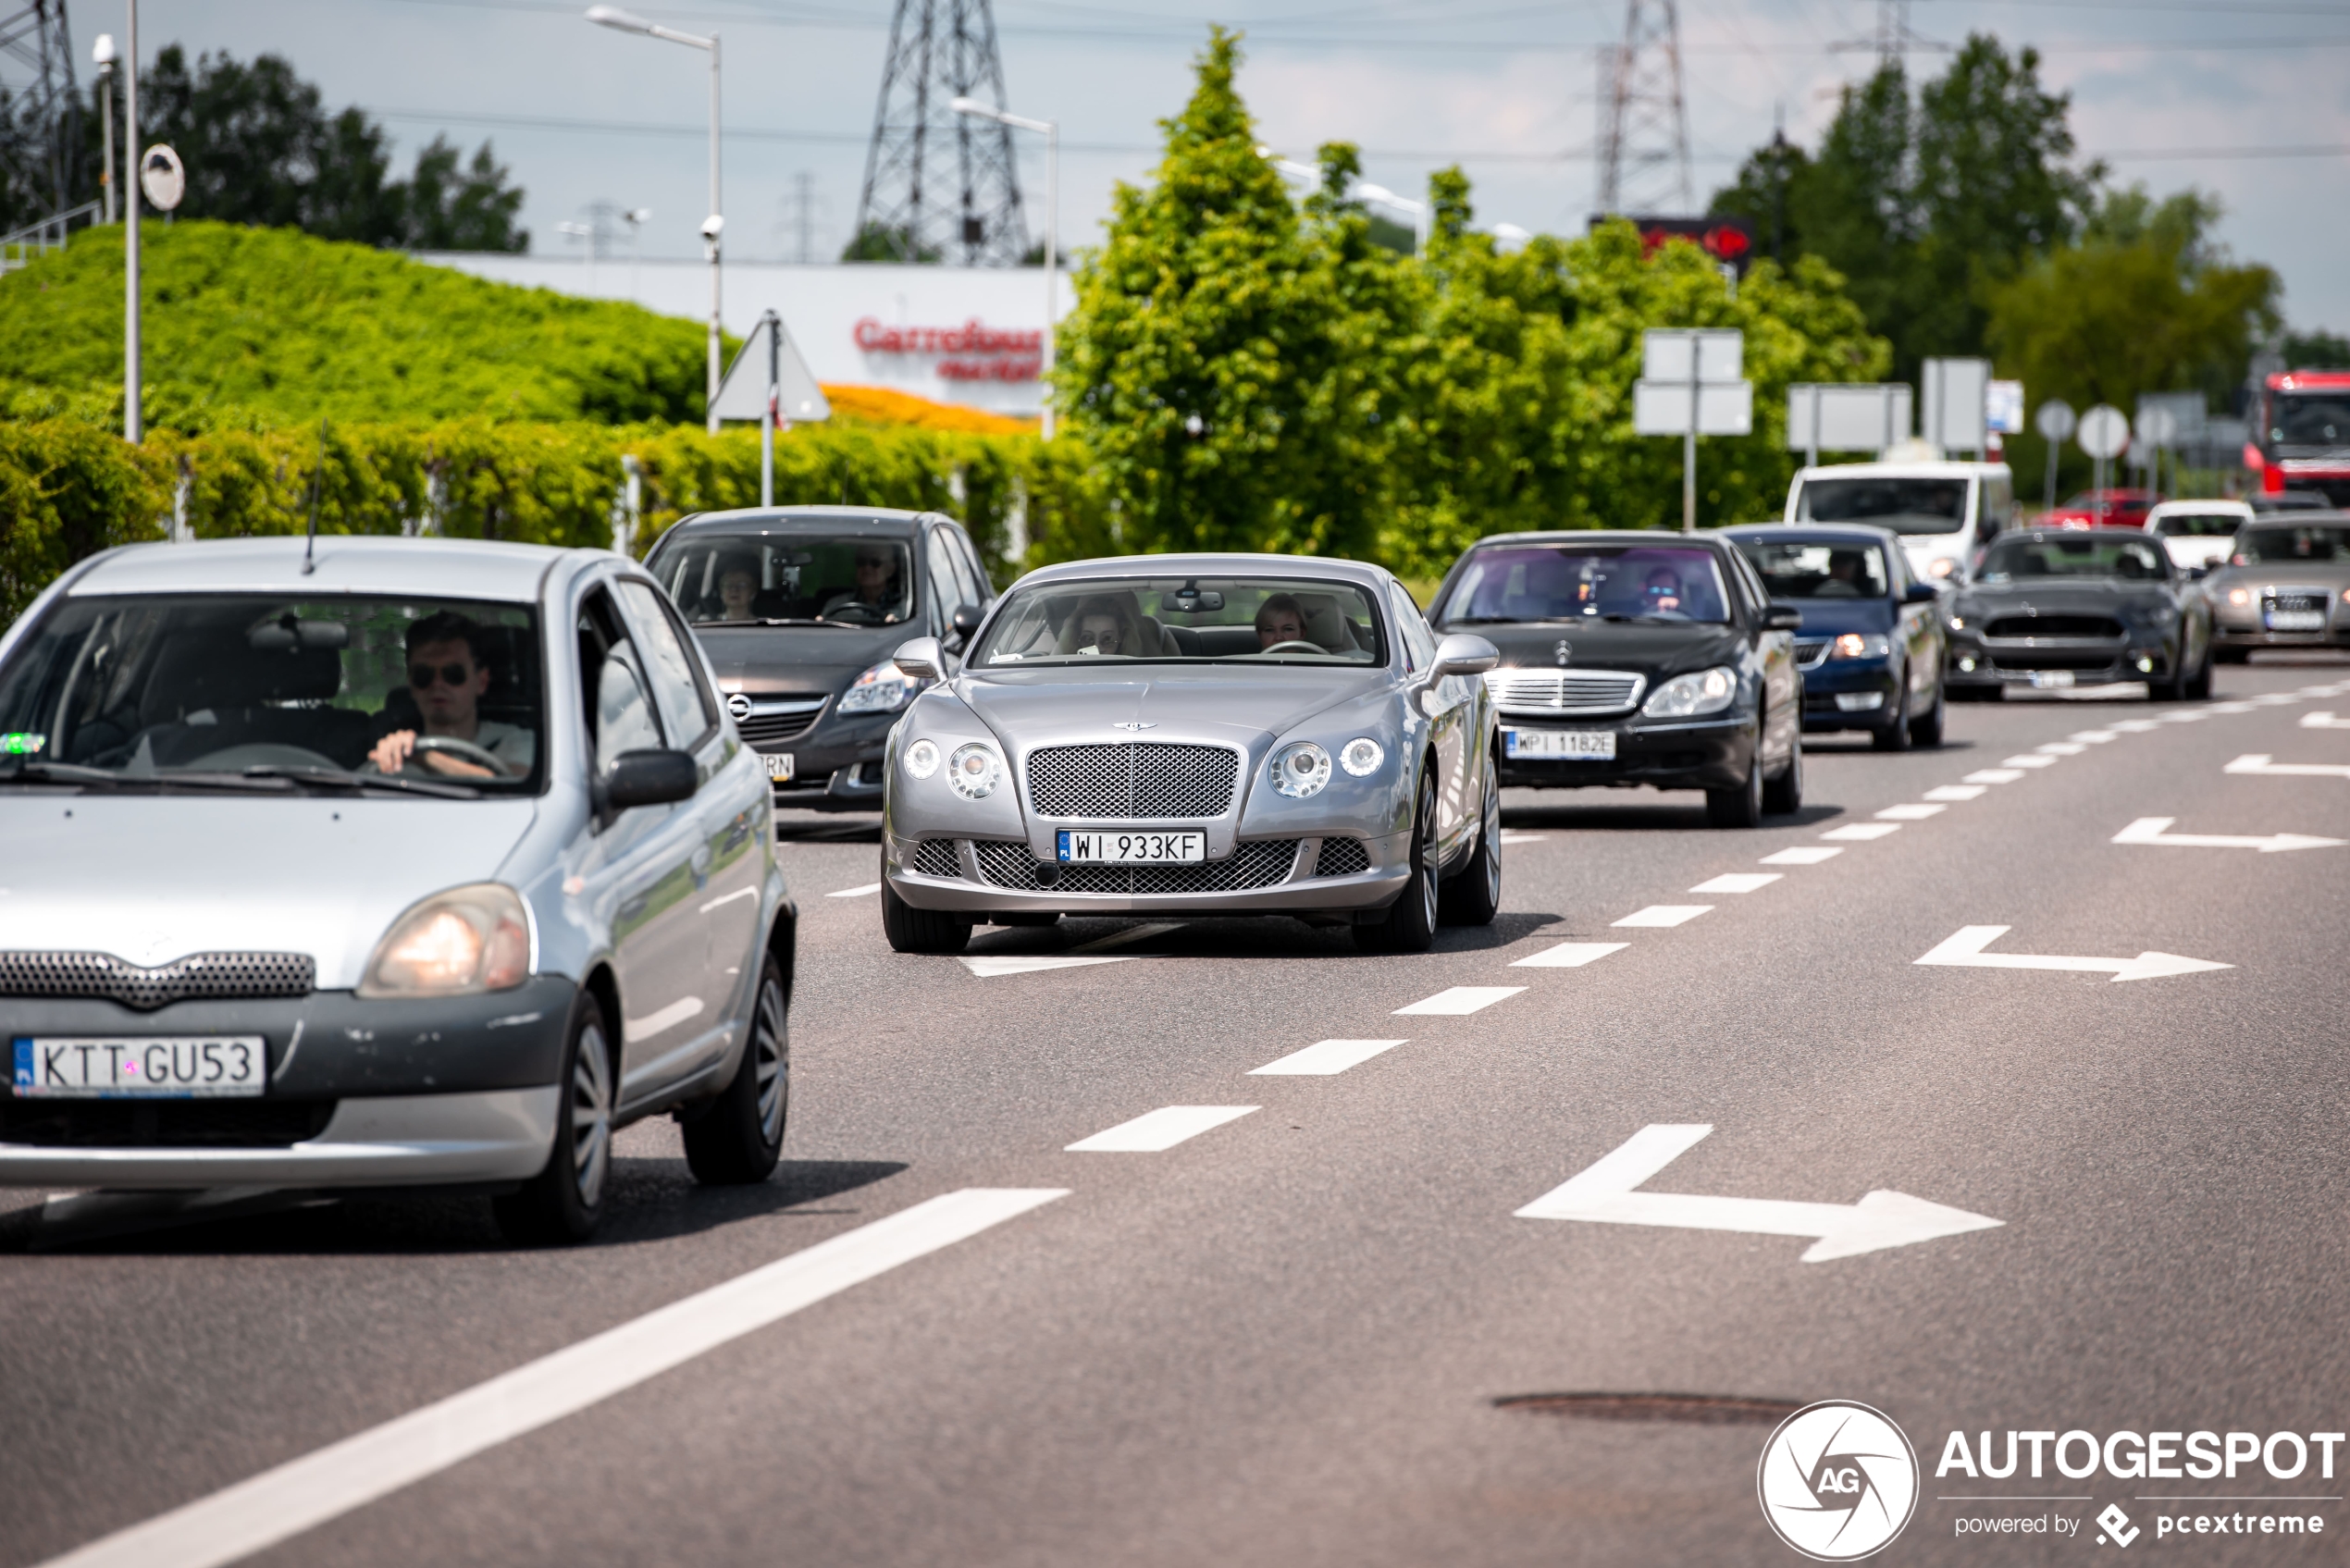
[645,506,996,810]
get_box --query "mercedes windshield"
[1437,543,1732,625]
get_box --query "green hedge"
[0,418,1113,623]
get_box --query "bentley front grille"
[1314,837,1371,877]
[0,951,315,1010]
[1481,668,1646,716]
[971,838,1299,895]
[909,839,961,878]
[1026,743,1239,820]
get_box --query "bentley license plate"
[763,752,795,782]
[2266,611,2324,631]
[1058,831,1205,864]
[13,1035,266,1098]
[1506,728,1615,760]
[2028,671,2075,689]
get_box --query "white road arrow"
[1915,925,2232,982]
[2112,817,2345,853]
[2226,754,2350,780]
[1515,1124,2002,1263]
[2299,711,2350,731]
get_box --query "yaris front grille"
[0,951,315,1010]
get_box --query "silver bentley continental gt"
[876,555,1503,955]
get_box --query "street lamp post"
[950,96,1057,440]
[587,6,722,434]
[122,0,140,443]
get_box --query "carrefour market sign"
[853,316,1042,382]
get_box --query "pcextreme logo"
[1759,1401,1922,1561]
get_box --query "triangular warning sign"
[711,312,830,425]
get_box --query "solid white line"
[38,1189,1069,1568]
[1964,769,2025,784]
[2000,754,2059,768]
[698,886,761,913]
[1613,905,1712,927]
[1922,784,1985,802]
[959,954,1140,979]
[1510,941,1630,969]
[1875,803,1947,821]
[1823,822,1902,841]
[824,883,883,899]
[1249,1039,1409,1076]
[1689,872,1781,894]
[1498,831,1547,843]
[1394,985,1526,1016]
[1071,921,1184,954]
[1760,846,1842,866]
[1065,1105,1256,1152]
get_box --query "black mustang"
[1429,530,1804,827]
[1943,528,2213,700]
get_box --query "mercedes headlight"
[839,656,921,714]
[359,883,531,998]
[1338,737,1385,777]
[1270,741,1332,798]
[946,742,1001,799]
[1829,633,1890,661]
[1641,666,1737,719]
[904,737,941,779]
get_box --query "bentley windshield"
[972,576,1384,665]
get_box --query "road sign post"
[712,310,831,507]
[2035,399,2076,509]
[2076,404,2130,520]
[1636,329,1750,532]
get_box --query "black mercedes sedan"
[645,506,997,809]
[1942,527,2212,701]
[1428,531,1804,827]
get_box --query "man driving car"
[367,611,535,779]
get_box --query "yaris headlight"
[1640,666,1737,719]
[359,883,532,998]
[946,742,1002,799]
[838,656,921,714]
[1270,741,1331,798]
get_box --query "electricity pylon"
[853,0,1029,265]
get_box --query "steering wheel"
[407,735,509,775]
[826,601,885,624]
[1259,639,1326,656]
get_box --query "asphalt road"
[6,660,2349,1568]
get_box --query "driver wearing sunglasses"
[365,611,535,779]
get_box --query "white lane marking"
[2070,730,2121,742]
[2225,754,2350,781]
[1249,1039,1409,1076]
[1914,925,2232,982]
[1689,872,1781,894]
[1072,921,1184,954]
[2158,710,2210,723]
[1511,941,1630,969]
[1822,822,1902,841]
[1065,1105,1256,1152]
[1964,769,2026,784]
[39,1190,1069,1568]
[959,954,1140,978]
[2249,693,2301,707]
[1922,784,1986,802]
[1761,846,1842,865]
[1514,1124,2003,1264]
[2301,711,2350,730]
[2210,701,2258,714]
[1613,905,1713,928]
[1394,985,1526,1016]
[2036,742,2087,755]
[2000,754,2060,769]
[623,995,704,1044]
[1875,803,1947,821]
[1499,831,1547,844]
[699,886,761,913]
[824,883,883,899]
[2109,719,2165,733]
[2113,817,2346,853]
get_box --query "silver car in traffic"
[0,537,791,1242]
[878,554,1502,954]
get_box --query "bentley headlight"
[1830,633,1890,661]
[1271,741,1331,798]
[1339,737,1385,777]
[904,737,941,779]
[1641,666,1737,720]
[946,742,1001,799]
[359,883,531,998]
[839,656,921,714]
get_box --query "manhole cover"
[1493,1392,1802,1426]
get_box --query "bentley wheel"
[682,954,788,1185]
[882,856,973,955]
[1706,746,1763,829]
[494,991,614,1245]
[1438,751,1503,927]
[1359,766,1440,953]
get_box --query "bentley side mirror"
[1429,632,1500,681]
[894,636,946,682]
[1763,604,1805,630]
[1903,582,1941,604]
[602,748,698,810]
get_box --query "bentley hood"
[959,665,1391,751]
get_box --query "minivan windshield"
[1977,537,2168,582]
[0,595,542,795]
[972,576,1384,666]
[1738,538,1890,599]
[1439,544,1731,625]
[654,534,916,627]
[1798,476,1971,536]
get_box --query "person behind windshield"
[1641,565,1684,614]
[367,611,533,779]
[822,546,907,623]
[1255,594,1309,649]
[1070,595,1138,656]
[713,556,761,623]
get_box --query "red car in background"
[2039,488,2163,530]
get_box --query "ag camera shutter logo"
[1757,1401,1920,1560]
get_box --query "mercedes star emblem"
[1554,639,1574,666]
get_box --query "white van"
[2144,498,2253,574]
[1781,460,2018,585]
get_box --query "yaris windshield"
[0,594,543,794]
[1439,544,1731,625]
[972,577,1385,666]
[1797,476,1970,536]
[653,534,916,627]
[1977,537,2168,582]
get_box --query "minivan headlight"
[839,657,921,714]
[1641,666,1737,719]
[1829,633,1890,661]
[946,742,1001,799]
[1271,742,1331,798]
[360,883,532,998]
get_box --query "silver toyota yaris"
[0,537,791,1242]
[878,553,1502,955]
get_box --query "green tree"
[2283,327,2350,368]
[839,222,940,264]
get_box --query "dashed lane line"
[33,1189,1070,1568]
[1394,986,1526,1016]
[825,883,883,898]
[960,954,1140,979]
[2302,712,2350,730]
[1923,784,1986,802]
[1823,822,1902,841]
[1065,1106,1257,1152]
[2001,754,2061,769]
[1249,1039,1410,1076]
[2109,719,2165,734]
[1689,873,1782,894]
[1965,769,2026,784]
[1511,942,1630,969]
[1875,803,1948,821]
[1762,846,1842,866]
[2070,730,2121,742]
[2035,742,2087,755]
[1614,905,1713,928]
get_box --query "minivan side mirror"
[602,748,698,810]
[1903,582,1941,603]
[1762,604,1804,630]
[1429,632,1500,680]
[894,636,946,682]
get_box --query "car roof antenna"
[300,418,328,576]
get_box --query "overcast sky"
[63,0,2350,335]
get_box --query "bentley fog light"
[360,883,531,998]
[1641,667,1736,719]
[1271,741,1332,798]
[1830,633,1890,661]
[1338,737,1385,777]
[904,737,941,779]
[839,657,920,714]
[946,742,1001,799]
